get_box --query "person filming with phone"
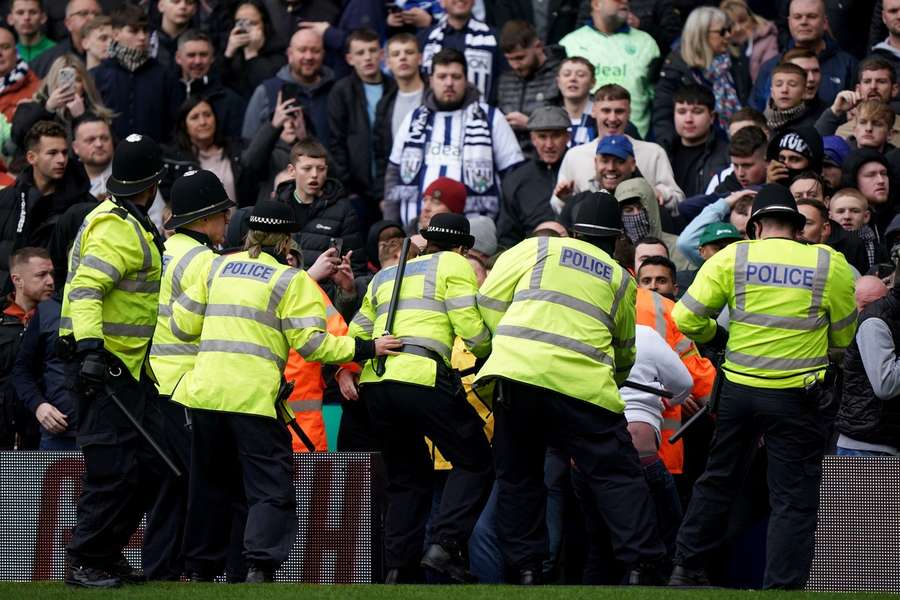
[272,138,368,287]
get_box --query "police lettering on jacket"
[745,263,815,289]
[219,261,276,282]
[559,247,614,282]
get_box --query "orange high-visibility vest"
[636,288,715,474]
[283,288,360,452]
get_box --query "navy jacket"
[12,298,77,439]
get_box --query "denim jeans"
[835,446,896,457]
[39,435,77,451]
[642,457,682,559]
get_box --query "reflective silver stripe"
[171,318,195,342]
[170,245,210,300]
[207,255,226,288]
[444,295,476,310]
[679,292,716,319]
[831,309,859,332]
[158,304,172,318]
[375,297,445,318]
[674,337,693,356]
[289,399,323,412]
[463,325,491,348]
[268,268,298,313]
[402,336,452,359]
[67,219,90,279]
[730,309,827,330]
[199,339,285,369]
[651,291,666,338]
[422,254,439,299]
[476,293,510,312]
[117,279,160,293]
[612,336,636,349]
[609,270,631,321]
[127,218,153,271]
[81,255,122,283]
[325,304,339,318]
[808,248,830,320]
[59,316,72,330]
[351,312,374,334]
[281,316,327,330]
[530,236,549,289]
[103,322,155,338]
[495,324,613,366]
[205,304,280,330]
[725,350,827,371]
[176,296,206,315]
[661,418,681,430]
[68,287,103,302]
[297,331,327,358]
[733,243,749,312]
[513,288,614,330]
[150,343,198,356]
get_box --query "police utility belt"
[401,343,466,398]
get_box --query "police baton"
[621,380,675,399]
[104,383,182,477]
[374,236,412,377]
[275,379,317,452]
[668,350,726,444]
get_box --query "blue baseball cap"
[596,134,634,160]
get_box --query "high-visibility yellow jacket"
[475,236,637,413]
[348,250,491,388]
[673,238,857,389]
[149,232,215,396]
[60,199,162,381]
[170,250,356,418]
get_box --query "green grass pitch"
[1,583,897,599]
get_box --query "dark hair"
[387,32,418,50]
[796,198,828,220]
[673,84,715,111]
[729,125,767,157]
[111,3,148,30]
[730,107,767,129]
[637,254,676,281]
[289,137,328,163]
[791,170,826,188]
[771,61,807,82]
[72,112,110,138]
[174,95,226,155]
[781,47,817,63]
[177,29,214,52]
[635,236,670,256]
[345,27,380,54]
[732,194,754,215]
[10,246,51,270]
[595,83,630,103]
[559,56,594,77]
[232,1,272,48]
[25,120,67,151]
[499,20,538,53]
[431,48,467,76]
[859,56,897,85]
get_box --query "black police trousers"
[493,380,666,573]
[182,409,294,576]
[364,380,494,569]
[142,396,190,580]
[674,379,827,589]
[67,368,165,569]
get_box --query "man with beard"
[384,48,522,225]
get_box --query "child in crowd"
[765,62,814,133]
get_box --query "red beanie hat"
[423,177,467,214]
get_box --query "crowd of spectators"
[0,0,899,587]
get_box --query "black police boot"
[420,541,475,583]
[627,562,667,586]
[245,566,274,583]
[668,564,711,586]
[384,568,400,584]
[518,568,542,585]
[109,555,146,584]
[65,564,122,589]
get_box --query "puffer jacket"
[274,177,367,277]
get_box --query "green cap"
[699,222,741,247]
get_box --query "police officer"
[144,170,235,580]
[170,201,400,583]
[669,184,857,589]
[348,212,493,583]
[62,134,167,588]
[476,191,667,585]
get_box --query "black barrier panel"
[807,455,900,593]
[0,451,382,583]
